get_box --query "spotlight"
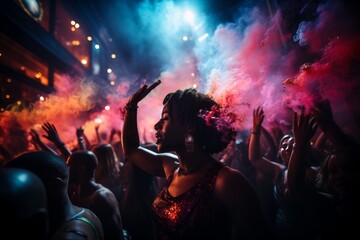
[184,10,195,24]
[198,33,208,42]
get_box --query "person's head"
[317,147,359,198]
[67,150,98,184]
[278,134,294,165]
[0,168,48,239]
[5,151,70,204]
[154,88,236,154]
[92,143,120,179]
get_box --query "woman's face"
[154,103,186,153]
[279,136,294,165]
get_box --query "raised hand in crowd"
[312,99,355,147]
[287,110,318,199]
[76,126,87,150]
[42,122,72,160]
[29,128,58,155]
[249,106,286,181]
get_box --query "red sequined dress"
[152,161,232,240]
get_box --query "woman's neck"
[177,151,213,175]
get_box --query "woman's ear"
[185,126,196,153]
[53,177,65,188]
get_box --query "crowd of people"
[0,80,359,239]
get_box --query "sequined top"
[152,161,232,240]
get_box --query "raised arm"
[29,128,58,155]
[95,124,102,145]
[121,80,177,177]
[287,111,317,200]
[76,126,87,150]
[312,99,354,147]
[248,107,284,182]
[42,122,72,160]
[260,126,278,160]
[109,128,117,144]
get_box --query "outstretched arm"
[287,111,317,200]
[121,80,177,177]
[76,126,87,150]
[248,107,283,182]
[42,122,72,160]
[109,128,117,144]
[95,124,102,145]
[312,99,354,147]
[260,126,278,160]
[29,128,58,155]
[122,82,160,156]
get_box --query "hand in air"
[42,122,63,145]
[29,128,42,144]
[292,110,317,147]
[252,107,265,130]
[76,126,84,138]
[127,79,161,106]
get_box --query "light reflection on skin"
[279,135,294,166]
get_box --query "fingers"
[293,112,298,129]
[29,130,36,138]
[253,106,264,116]
[41,124,49,132]
[42,122,55,132]
[42,135,49,140]
[141,79,161,97]
[293,110,318,141]
[147,79,161,92]
[130,79,161,105]
[30,128,38,134]
[309,116,318,134]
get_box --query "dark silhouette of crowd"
[1,80,359,240]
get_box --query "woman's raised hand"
[252,106,264,132]
[127,79,161,106]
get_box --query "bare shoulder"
[95,187,118,201]
[215,166,257,205]
[93,187,120,211]
[216,166,253,189]
[215,166,270,239]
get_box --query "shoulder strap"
[72,216,99,240]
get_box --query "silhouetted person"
[0,167,48,239]
[67,150,124,240]
[5,151,104,240]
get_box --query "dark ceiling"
[72,0,323,78]
[74,0,247,77]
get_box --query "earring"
[185,132,194,153]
